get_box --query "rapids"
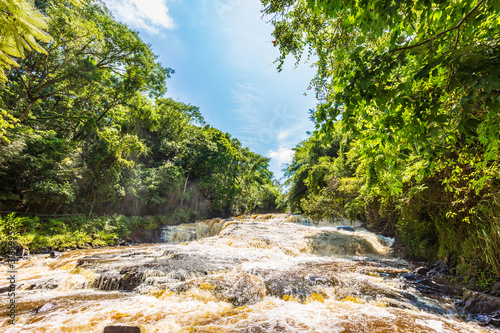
[1,214,497,332]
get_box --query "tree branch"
[392,0,486,52]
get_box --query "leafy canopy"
[262,0,500,195]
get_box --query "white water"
[1,214,497,332]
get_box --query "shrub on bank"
[0,212,190,255]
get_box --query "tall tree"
[2,0,170,131]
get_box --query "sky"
[103,0,318,181]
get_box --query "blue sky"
[103,0,318,181]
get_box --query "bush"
[0,213,176,255]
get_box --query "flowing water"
[1,214,497,332]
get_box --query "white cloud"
[277,128,294,141]
[267,146,294,165]
[104,0,174,35]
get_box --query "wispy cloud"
[277,128,295,142]
[267,146,294,165]
[230,82,271,148]
[104,0,175,35]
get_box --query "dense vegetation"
[0,0,281,253]
[264,0,500,287]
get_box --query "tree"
[2,0,171,129]
[284,126,344,212]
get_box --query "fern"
[0,0,53,81]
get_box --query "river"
[1,214,497,332]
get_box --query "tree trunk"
[180,176,189,207]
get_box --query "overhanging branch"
[392,0,486,52]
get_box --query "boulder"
[414,266,430,275]
[336,226,355,232]
[490,282,500,297]
[175,272,265,307]
[103,327,141,333]
[462,290,500,314]
[33,302,55,314]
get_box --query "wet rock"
[308,230,387,257]
[33,302,56,314]
[131,252,241,282]
[409,277,455,296]
[471,313,500,327]
[462,290,500,314]
[80,250,242,292]
[25,277,59,290]
[337,226,355,232]
[263,273,331,302]
[414,266,430,275]
[48,251,58,258]
[176,272,265,307]
[490,282,500,297]
[247,264,344,303]
[103,326,141,333]
[15,244,29,258]
[92,274,124,291]
[401,263,468,298]
[122,271,144,291]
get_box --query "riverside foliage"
[263,0,500,286]
[0,0,281,244]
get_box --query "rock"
[337,226,355,232]
[15,244,29,258]
[48,251,58,258]
[103,327,141,333]
[78,250,243,292]
[403,270,458,297]
[414,266,430,275]
[490,282,500,296]
[33,302,56,314]
[461,290,500,314]
[25,277,59,290]
[175,272,266,307]
[261,270,335,303]
[92,274,124,291]
[470,313,500,327]
[0,286,10,293]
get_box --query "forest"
[0,0,281,253]
[262,0,500,287]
